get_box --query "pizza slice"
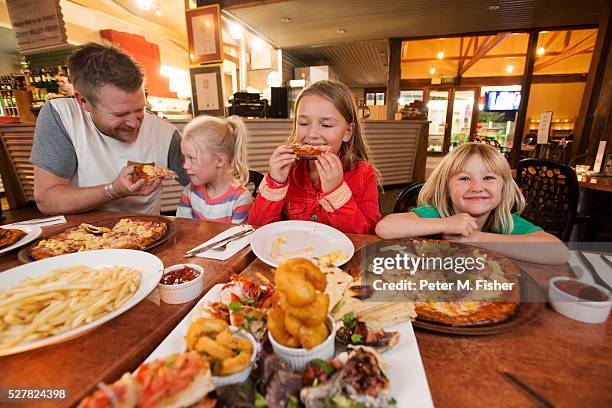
[292,143,332,159]
[133,164,177,181]
[0,227,27,250]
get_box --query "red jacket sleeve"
[319,163,381,234]
[247,174,287,226]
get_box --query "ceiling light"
[138,0,152,11]
[336,29,346,34]
[537,46,545,56]
[229,23,243,39]
[437,51,445,59]
[506,65,514,73]
[429,67,436,75]
[280,17,291,23]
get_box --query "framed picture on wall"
[190,65,225,117]
[186,4,223,65]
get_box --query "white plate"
[250,221,355,267]
[146,284,433,407]
[0,225,42,256]
[0,249,163,357]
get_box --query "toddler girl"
[177,116,252,224]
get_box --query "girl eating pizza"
[375,143,569,264]
[248,80,381,234]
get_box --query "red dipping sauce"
[160,266,200,285]
[554,280,608,302]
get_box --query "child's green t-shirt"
[410,206,543,235]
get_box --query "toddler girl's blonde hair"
[182,115,249,185]
[418,143,526,234]
[288,80,378,177]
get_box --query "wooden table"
[241,237,612,408]
[578,174,612,193]
[0,212,256,408]
[1,213,611,407]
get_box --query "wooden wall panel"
[0,124,35,209]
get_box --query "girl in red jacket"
[248,80,381,234]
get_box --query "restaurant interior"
[0,0,611,407]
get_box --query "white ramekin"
[548,277,611,324]
[211,329,258,387]
[268,315,335,371]
[158,264,204,304]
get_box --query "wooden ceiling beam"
[543,31,561,50]
[459,32,510,76]
[400,49,592,63]
[535,32,596,70]
[457,37,465,75]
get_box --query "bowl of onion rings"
[268,315,335,371]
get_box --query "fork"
[209,230,254,251]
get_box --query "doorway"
[424,87,479,154]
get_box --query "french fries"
[0,265,141,350]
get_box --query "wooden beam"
[535,32,596,71]
[400,50,593,63]
[510,32,539,167]
[573,6,611,159]
[387,39,402,120]
[457,37,465,76]
[543,31,561,50]
[459,33,510,76]
[399,74,586,89]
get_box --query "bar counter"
[0,212,611,407]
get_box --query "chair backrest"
[515,158,578,241]
[393,182,425,213]
[246,169,264,198]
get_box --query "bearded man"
[31,42,188,214]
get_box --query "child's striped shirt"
[176,180,252,224]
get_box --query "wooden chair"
[515,158,579,242]
[393,182,425,213]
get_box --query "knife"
[503,372,555,408]
[184,227,254,258]
[577,251,612,291]
[9,216,64,226]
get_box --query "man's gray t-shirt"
[30,99,189,186]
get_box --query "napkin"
[4,216,67,228]
[188,225,253,260]
[568,251,612,288]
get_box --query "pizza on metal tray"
[411,239,521,327]
[30,218,167,260]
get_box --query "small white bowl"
[268,315,335,371]
[548,277,611,324]
[211,328,258,387]
[158,264,204,304]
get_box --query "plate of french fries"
[0,249,163,356]
[249,220,354,268]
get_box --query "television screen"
[485,91,521,111]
